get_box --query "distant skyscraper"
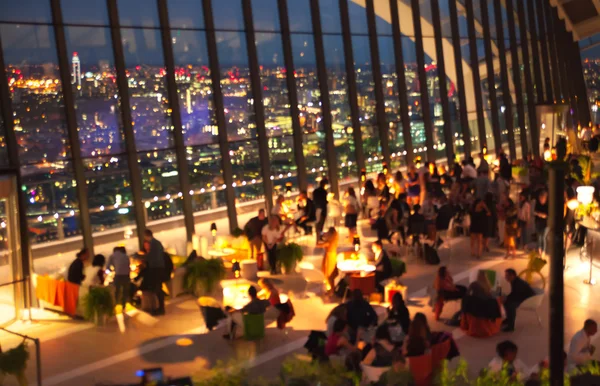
[71,52,81,90]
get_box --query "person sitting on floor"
[502,268,535,332]
[568,319,598,367]
[325,319,357,357]
[387,292,410,343]
[362,324,396,367]
[257,278,281,307]
[488,340,528,379]
[433,266,467,321]
[403,312,431,357]
[468,270,493,299]
[346,289,378,342]
[223,285,271,340]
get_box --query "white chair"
[297,262,326,296]
[519,287,545,327]
[361,364,390,384]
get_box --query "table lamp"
[210,222,217,246]
[285,182,292,197]
[232,259,241,279]
[353,235,360,252]
[577,186,595,206]
[382,162,389,176]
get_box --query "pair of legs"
[537,227,549,255]
[264,243,278,274]
[114,274,130,310]
[249,236,262,260]
[147,268,166,314]
[470,232,483,258]
[434,286,467,320]
[316,208,326,243]
[503,300,520,331]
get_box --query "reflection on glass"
[252,0,280,32]
[287,0,313,33]
[117,0,159,27]
[65,27,125,157]
[0,0,51,23]
[229,140,265,201]
[167,0,205,29]
[138,149,183,222]
[61,0,109,25]
[188,144,226,211]
[211,0,245,30]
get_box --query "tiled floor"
[2,220,599,385]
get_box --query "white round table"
[336,260,376,275]
[207,248,236,259]
[240,259,258,281]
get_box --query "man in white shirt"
[461,161,477,180]
[569,319,598,367]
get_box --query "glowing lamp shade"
[361,168,367,182]
[567,198,579,211]
[232,260,241,278]
[543,150,552,161]
[210,222,217,236]
[353,235,361,252]
[577,186,595,206]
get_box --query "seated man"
[488,340,528,378]
[295,191,316,234]
[569,319,598,367]
[223,286,270,339]
[243,209,269,260]
[345,289,378,343]
[501,268,535,332]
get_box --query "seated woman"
[325,319,357,357]
[326,304,348,337]
[459,273,503,338]
[433,266,467,320]
[257,278,281,307]
[468,271,493,299]
[387,293,410,343]
[403,312,431,357]
[362,325,396,367]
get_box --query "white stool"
[240,259,258,281]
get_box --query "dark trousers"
[316,207,327,241]
[147,268,166,313]
[504,300,520,329]
[265,243,278,274]
[296,218,312,234]
[114,274,130,309]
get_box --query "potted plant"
[280,357,360,386]
[82,286,115,326]
[0,342,29,386]
[277,242,303,274]
[184,258,226,297]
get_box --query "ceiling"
[550,0,600,41]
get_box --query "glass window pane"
[268,135,297,187]
[188,144,226,211]
[138,149,183,222]
[121,28,174,151]
[64,27,125,157]
[1,24,71,164]
[348,1,369,35]
[21,162,81,244]
[287,0,313,33]
[0,114,8,165]
[61,0,109,25]
[290,34,328,186]
[212,0,245,30]
[0,0,51,23]
[84,156,135,232]
[167,0,205,29]
[171,30,217,146]
[374,0,393,35]
[252,0,280,32]
[229,140,264,201]
[215,31,255,141]
[319,0,342,34]
[118,1,160,27]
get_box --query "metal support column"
[430,0,454,163]
[465,0,488,150]
[448,0,472,157]
[411,0,435,161]
[202,0,238,230]
[536,0,553,103]
[309,0,340,197]
[242,0,274,212]
[365,0,391,166]
[527,0,545,103]
[493,0,516,158]
[480,0,502,152]
[51,0,94,254]
[543,0,563,103]
[339,0,366,180]
[506,0,528,157]
[107,0,148,247]
[0,36,33,286]
[277,0,308,191]
[389,0,414,165]
[157,0,195,242]
[548,160,566,386]
[517,0,539,157]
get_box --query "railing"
[0,327,42,386]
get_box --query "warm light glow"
[567,199,579,211]
[176,338,194,346]
[543,150,552,161]
[577,186,595,205]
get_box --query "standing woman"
[470,199,491,258]
[392,171,407,198]
[321,227,339,293]
[262,215,284,274]
[377,172,391,205]
[407,165,421,207]
[343,187,360,242]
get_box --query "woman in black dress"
[470,199,491,259]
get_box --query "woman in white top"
[262,215,284,274]
[343,187,360,241]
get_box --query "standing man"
[569,319,598,367]
[143,229,166,315]
[501,268,535,332]
[243,209,269,260]
[296,191,316,235]
[106,246,131,310]
[67,248,89,285]
[313,178,329,243]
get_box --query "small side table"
[241,259,258,281]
